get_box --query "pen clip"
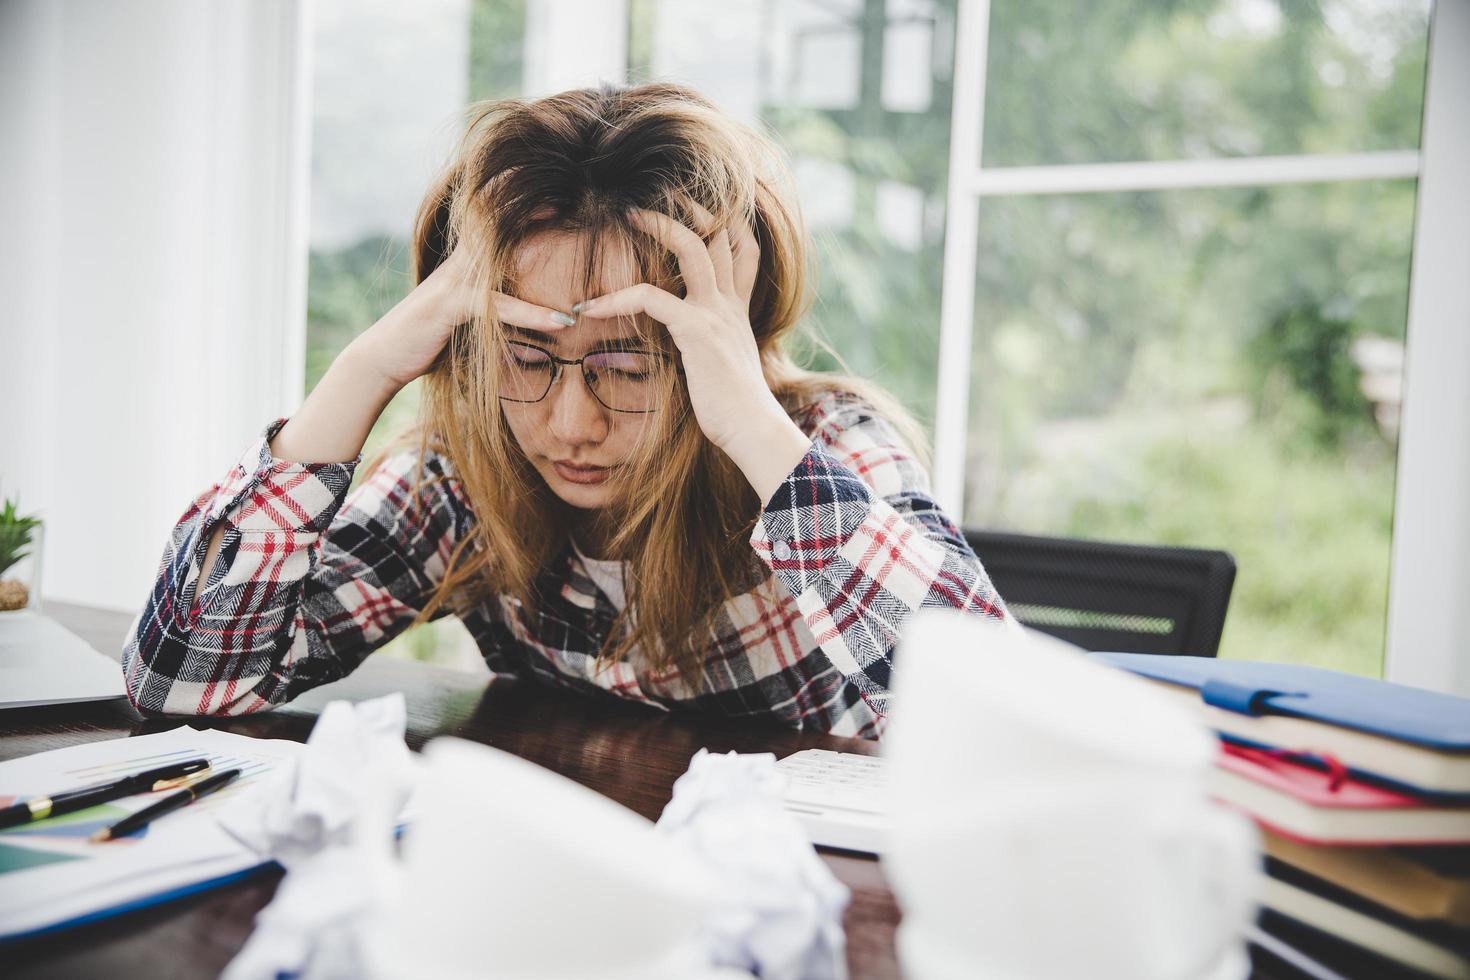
[150,766,213,792]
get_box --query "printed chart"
[0,735,287,877]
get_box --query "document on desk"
[0,725,305,942]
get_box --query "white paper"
[367,737,723,980]
[218,693,417,869]
[883,610,1260,980]
[657,749,850,980]
[219,694,419,980]
[0,725,304,939]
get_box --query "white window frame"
[1384,0,1470,697]
[934,0,1468,692]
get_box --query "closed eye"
[504,342,553,368]
[586,352,656,379]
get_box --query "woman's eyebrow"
[502,324,649,351]
[588,337,652,353]
[503,324,559,344]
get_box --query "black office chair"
[962,529,1236,657]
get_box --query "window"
[306,0,527,669]
[943,0,1430,675]
[628,0,957,425]
[305,0,1438,678]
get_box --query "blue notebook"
[1092,654,1470,797]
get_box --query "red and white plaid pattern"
[121,392,1010,738]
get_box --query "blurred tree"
[468,0,526,102]
[1250,303,1377,450]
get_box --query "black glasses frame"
[497,338,678,415]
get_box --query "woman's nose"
[545,366,609,444]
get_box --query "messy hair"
[387,82,925,688]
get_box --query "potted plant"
[0,495,42,613]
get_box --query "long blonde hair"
[388,83,925,687]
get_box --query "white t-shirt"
[570,538,630,614]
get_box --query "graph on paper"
[0,728,299,877]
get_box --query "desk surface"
[3,603,1334,980]
[5,603,901,980]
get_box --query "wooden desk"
[1,604,1352,980]
[4,604,901,980]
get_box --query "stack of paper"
[0,726,306,941]
[1095,653,1470,979]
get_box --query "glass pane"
[308,0,525,462]
[306,0,521,671]
[964,180,1416,676]
[629,0,958,431]
[983,0,1431,166]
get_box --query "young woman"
[121,83,1010,739]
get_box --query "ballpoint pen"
[90,768,242,842]
[0,758,212,830]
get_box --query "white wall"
[0,0,312,616]
[0,0,62,588]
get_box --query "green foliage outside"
[306,0,1429,676]
[305,236,418,468]
[960,0,1426,676]
[1250,304,1378,450]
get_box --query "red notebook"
[1210,745,1470,846]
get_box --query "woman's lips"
[553,461,611,485]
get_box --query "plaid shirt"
[121,392,1010,738]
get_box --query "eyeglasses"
[497,339,674,414]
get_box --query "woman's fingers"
[490,291,576,331]
[731,218,760,302]
[683,201,735,295]
[708,229,734,296]
[627,209,720,303]
[574,283,697,333]
[681,199,717,236]
[426,247,573,331]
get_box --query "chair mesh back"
[963,529,1236,658]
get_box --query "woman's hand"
[571,209,813,502]
[270,247,574,466]
[345,246,577,392]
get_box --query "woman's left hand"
[571,208,811,493]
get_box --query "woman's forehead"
[510,229,639,310]
[505,229,662,349]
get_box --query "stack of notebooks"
[1095,654,1470,980]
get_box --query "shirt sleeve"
[748,395,1012,717]
[121,419,472,717]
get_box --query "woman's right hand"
[344,247,576,392]
[267,248,573,466]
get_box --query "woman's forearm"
[268,347,401,464]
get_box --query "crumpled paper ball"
[883,609,1259,980]
[657,748,851,980]
[219,693,416,980]
[219,692,417,869]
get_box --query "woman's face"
[499,230,659,511]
